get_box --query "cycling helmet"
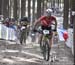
[20,17,30,26]
[20,17,29,22]
[45,9,53,16]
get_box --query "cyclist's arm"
[55,19,57,31]
[53,19,58,35]
[52,16,57,31]
[34,18,41,28]
[33,16,45,29]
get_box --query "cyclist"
[33,9,57,50]
[19,17,30,44]
[3,18,10,27]
[19,17,30,28]
[0,15,4,23]
[8,18,17,31]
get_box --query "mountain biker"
[19,17,30,28]
[19,17,30,44]
[33,9,57,49]
[19,17,30,34]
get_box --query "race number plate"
[43,30,49,34]
[21,26,26,30]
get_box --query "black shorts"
[41,25,51,30]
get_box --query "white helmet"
[45,9,53,16]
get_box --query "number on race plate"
[21,26,26,30]
[43,30,49,34]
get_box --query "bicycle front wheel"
[43,40,50,61]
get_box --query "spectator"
[3,18,10,27]
[0,15,4,23]
[9,18,17,31]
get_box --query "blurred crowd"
[0,15,30,42]
[0,15,30,30]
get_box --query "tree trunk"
[28,0,31,20]
[45,0,48,9]
[0,0,2,15]
[9,0,11,17]
[41,0,44,15]
[21,0,26,17]
[32,0,35,22]
[69,0,72,25]
[37,0,41,19]
[13,0,17,20]
[58,0,60,8]
[2,0,9,18]
[17,0,21,19]
[63,0,69,29]
[53,0,55,8]
[51,0,53,8]
[10,0,14,18]
[59,0,61,8]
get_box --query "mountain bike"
[41,29,52,61]
[20,26,27,45]
[34,29,53,61]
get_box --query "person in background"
[8,18,17,31]
[0,15,4,24]
[19,16,30,44]
[3,18,10,27]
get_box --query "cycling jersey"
[39,16,56,27]
[20,17,30,26]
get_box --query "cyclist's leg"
[23,29,27,43]
[20,29,26,44]
[20,30,23,44]
[46,26,53,48]
[38,33,43,44]
[49,34,53,48]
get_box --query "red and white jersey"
[39,16,56,27]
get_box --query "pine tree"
[63,0,69,29]
[2,0,9,18]
[37,0,41,19]
[13,0,17,20]
[21,0,26,17]
[0,0,2,15]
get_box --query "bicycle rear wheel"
[20,29,26,45]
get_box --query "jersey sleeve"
[52,16,56,21]
[38,16,45,21]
